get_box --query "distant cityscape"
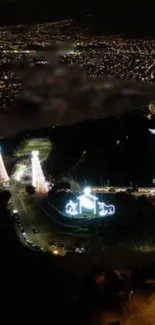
[1,19,155,112]
[1,15,155,325]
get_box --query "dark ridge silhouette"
[45,113,155,187]
[0,1,154,37]
[0,0,86,25]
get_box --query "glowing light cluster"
[0,147,10,185]
[31,150,48,194]
[65,187,115,217]
[13,164,26,182]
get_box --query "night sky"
[0,1,154,34]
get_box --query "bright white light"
[65,187,115,218]
[80,197,94,210]
[77,187,98,214]
[0,147,10,184]
[13,209,18,214]
[32,150,39,157]
[98,202,115,217]
[66,200,78,216]
[149,129,155,135]
[83,186,91,195]
[53,249,59,255]
[31,150,48,193]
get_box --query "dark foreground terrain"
[1,190,155,325]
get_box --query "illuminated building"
[65,186,115,217]
[0,147,10,185]
[31,150,48,194]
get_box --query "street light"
[53,249,59,255]
[13,209,18,214]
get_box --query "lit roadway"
[10,185,46,249]
[10,185,88,255]
[10,185,61,252]
[126,293,155,325]
[103,292,155,325]
[92,186,155,196]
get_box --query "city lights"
[65,187,115,218]
[31,150,48,194]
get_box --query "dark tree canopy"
[49,181,71,195]
[25,184,35,195]
[0,190,11,206]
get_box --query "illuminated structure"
[65,187,115,218]
[0,147,10,185]
[149,128,155,135]
[66,200,78,216]
[31,150,48,194]
[98,202,115,217]
[77,187,98,214]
